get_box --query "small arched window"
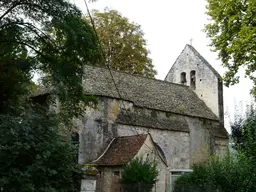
[190,70,196,89]
[180,72,187,85]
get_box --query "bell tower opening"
[190,70,196,90]
[180,72,187,85]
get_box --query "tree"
[0,0,100,191]
[205,0,256,94]
[231,104,256,161]
[86,8,156,78]
[0,105,83,191]
[119,158,158,192]
[0,0,100,116]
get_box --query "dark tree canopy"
[0,0,101,191]
[0,0,100,116]
[0,106,83,191]
[205,0,256,94]
[86,8,157,78]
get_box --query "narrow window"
[180,72,187,85]
[190,70,196,89]
[71,132,79,163]
[113,171,120,177]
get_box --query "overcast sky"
[73,0,254,131]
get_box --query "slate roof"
[212,124,229,139]
[83,65,218,120]
[94,135,147,166]
[116,110,189,132]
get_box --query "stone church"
[34,44,229,192]
[77,44,228,192]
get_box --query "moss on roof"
[83,65,218,120]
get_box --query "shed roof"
[83,65,218,120]
[94,135,147,166]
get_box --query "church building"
[32,44,228,192]
[77,44,228,192]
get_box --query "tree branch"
[0,40,52,63]
[0,2,42,21]
[0,21,60,52]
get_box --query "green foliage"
[0,1,100,191]
[0,0,100,117]
[119,158,159,192]
[0,105,83,191]
[174,153,256,192]
[86,8,157,78]
[231,105,256,169]
[205,0,256,94]
[174,102,256,192]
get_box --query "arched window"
[190,70,196,89]
[180,72,187,85]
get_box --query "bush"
[119,158,159,192]
[173,153,256,192]
[0,106,83,191]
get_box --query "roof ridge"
[85,64,189,88]
[164,45,188,81]
[115,134,148,139]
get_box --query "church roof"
[116,110,189,132]
[83,65,218,120]
[94,134,147,166]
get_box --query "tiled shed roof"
[94,135,147,166]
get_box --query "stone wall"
[165,45,224,124]
[118,125,190,170]
[77,97,227,166]
[75,96,228,192]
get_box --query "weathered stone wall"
[76,96,228,192]
[165,45,224,124]
[76,96,227,168]
[76,97,117,163]
[215,138,229,157]
[185,117,213,165]
[135,135,168,192]
[118,125,190,170]
[77,97,227,166]
[98,167,122,192]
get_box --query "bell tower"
[165,44,224,124]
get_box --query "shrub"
[173,153,256,192]
[119,158,159,192]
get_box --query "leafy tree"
[0,105,83,191]
[0,0,100,116]
[0,0,100,191]
[231,105,256,163]
[119,158,158,192]
[205,0,256,94]
[86,8,157,78]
